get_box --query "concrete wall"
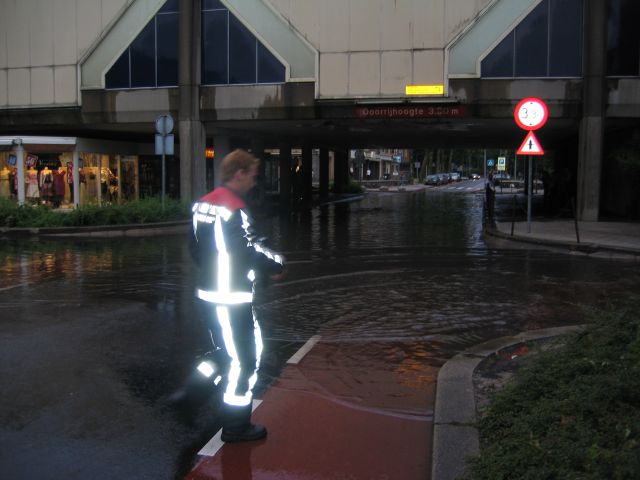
[0,0,129,109]
[268,0,492,98]
[0,0,506,105]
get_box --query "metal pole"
[162,147,166,211]
[527,155,532,233]
[483,149,486,179]
[15,142,25,206]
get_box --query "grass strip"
[466,298,640,480]
[0,197,190,228]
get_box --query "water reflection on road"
[1,190,639,479]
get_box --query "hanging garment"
[0,169,10,197]
[26,171,39,199]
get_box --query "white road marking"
[287,335,321,364]
[0,282,30,292]
[197,400,263,457]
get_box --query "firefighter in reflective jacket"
[190,149,284,442]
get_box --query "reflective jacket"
[190,185,283,305]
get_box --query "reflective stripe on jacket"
[190,186,283,304]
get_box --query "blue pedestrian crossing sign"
[487,159,495,167]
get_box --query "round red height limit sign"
[514,97,548,130]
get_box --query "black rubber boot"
[221,404,267,443]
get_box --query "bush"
[466,298,640,479]
[0,197,190,228]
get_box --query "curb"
[484,226,640,258]
[0,220,190,238]
[431,325,585,480]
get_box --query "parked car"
[449,172,461,182]
[493,173,511,185]
[438,173,451,184]
[424,174,441,186]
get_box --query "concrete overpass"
[1,0,638,220]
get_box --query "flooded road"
[1,190,639,479]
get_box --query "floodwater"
[1,190,639,479]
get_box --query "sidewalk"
[488,219,640,259]
[185,337,434,479]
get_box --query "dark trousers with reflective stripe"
[209,303,262,407]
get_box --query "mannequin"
[26,167,39,201]
[40,166,53,203]
[53,167,66,207]
[66,162,74,203]
[0,166,10,198]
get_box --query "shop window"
[607,0,640,76]
[201,3,286,85]
[105,1,178,89]
[481,0,583,78]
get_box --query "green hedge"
[466,298,640,479]
[0,197,191,228]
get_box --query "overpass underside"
[1,76,639,218]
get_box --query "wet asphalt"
[1,190,640,479]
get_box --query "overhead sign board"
[355,105,466,119]
[514,97,548,130]
[517,131,544,155]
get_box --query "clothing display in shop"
[53,168,66,207]
[0,167,10,197]
[39,167,54,201]
[11,169,18,196]
[26,168,39,199]
[87,168,98,198]
[67,163,74,202]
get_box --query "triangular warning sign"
[517,131,544,155]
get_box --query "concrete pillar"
[279,144,291,204]
[577,0,606,221]
[179,0,206,201]
[212,134,231,189]
[333,149,349,194]
[251,138,265,203]
[301,145,313,204]
[319,148,329,199]
[15,142,25,205]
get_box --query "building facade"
[1,0,639,219]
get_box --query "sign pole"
[155,114,174,212]
[162,150,166,211]
[527,155,533,233]
[514,97,548,234]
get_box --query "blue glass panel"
[203,0,226,10]
[481,32,514,77]
[131,19,156,87]
[549,0,582,77]
[257,43,285,83]
[106,49,130,89]
[202,10,228,84]
[229,15,256,84]
[515,0,548,77]
[159,0,178,13]
[157,13,178,86]
[607,0,640,75]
